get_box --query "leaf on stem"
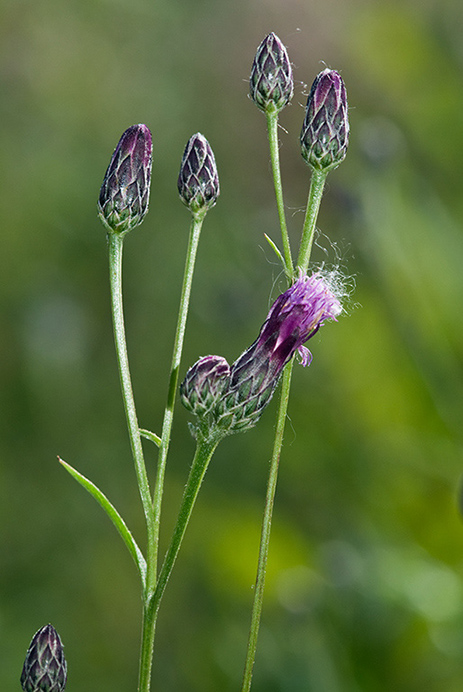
[264,233,286,269]
[58,456,146,584]
[139,428,162,447]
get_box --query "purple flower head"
[219,272,342,430]
[300,69,349,172]
[181,272,342,438]
[249,32,293,114]
[98,124,153,235]
[245,270,342,368]
[177,133,220,216]
[21,624,67,692]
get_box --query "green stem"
[297,168,328,272]
[108,232,158,692]
[240,362,293,692]
[241,167,328,691]
[138,603,157,692]
[152,212,206,574]
[146,434,221,640]
[266,111,294,280]
[137,212,207,692]
[108,233,155,562]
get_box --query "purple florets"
[229,271,342,394]
[257,270,343,368]
[181,271,342,437]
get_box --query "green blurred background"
[2,0,463,689]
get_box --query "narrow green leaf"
[58,456,146,585]
[264,233,286,269]
[139,428,162,447]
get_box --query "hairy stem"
[152,212,206,575]
[241,167,328,690]
[266,111,293,279]
[147,434,221,636]
[108,232,157,692]
[108,233,155,561]
[137,211,207,691]
[241,361,293,692]
[297,168,328,272]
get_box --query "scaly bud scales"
[98,124,153,235]
[177,133,220,216]
[21,625,67,692]
[300,69,349,172]
[250,32,293,114]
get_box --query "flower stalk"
[297,168,328,272]
[241,56,349,692]
[108,233,155,561]
[266,110,294,280]
[152,133,220,574]
[241,362,293,692]
[250,32,294,279]
[151,212,207,571]
[140,133,219,691]
[98,125,159,692]
[151,433,223,621]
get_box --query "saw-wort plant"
[20,32,350,692]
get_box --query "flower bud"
[20,624,67,692]
[177,133,220,216]
[300,69,349,172]
[249,32,293,114]
[98,124,153,235]
[180,355,230,417]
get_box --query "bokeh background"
[2,0,463,689]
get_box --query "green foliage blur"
[2,0,463,690]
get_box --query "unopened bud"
[300,69,349,172]
[20,624,67,692]
[98,124,153,235]
[180,355,230,417]
[249,32,293,114]
[177,133,219,216]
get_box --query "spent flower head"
[98,123,153,235]
[300,69,349,172]
[20,624,67,692]
[177,133,220,216]
[249,32,293,114]
[181,271,342,438]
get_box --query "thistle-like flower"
[181,272,342,438]
[98,123,153,235]
[300,69,349,172]
[20,624,67,692]
[249,32,293,114]
[177,133,220,216]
